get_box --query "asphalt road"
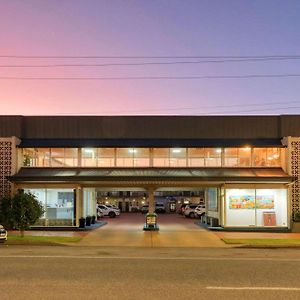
[1,246,300,300]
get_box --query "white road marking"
[1,255,300,262]
[206,286,300,291]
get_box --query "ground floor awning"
[9,167,294,185]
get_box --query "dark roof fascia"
[18,138,283,148]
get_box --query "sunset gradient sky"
[0,0,300,115]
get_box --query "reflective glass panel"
[170,148,186,167]
[97,148,115,167]
[204,148,222,167]
[153,148,169,167]
[253,148,267,167]
[224,148,238,167]
[266,148,281,167]
[133,148,150,167]
[50,148,65,167]
[116,148,134,167]
[64,148,78,167]
[82,148,97,167]
[188,148,205,167]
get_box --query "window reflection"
[204,148,222,167]
[97,148,115,167]
[22,147,282,168]
[153,148,169,167]
[82,148,97,167]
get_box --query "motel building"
[0,115,300,231]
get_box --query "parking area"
[78,213,227,248]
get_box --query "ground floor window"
[24,188,75,226]
[225,188,287,227]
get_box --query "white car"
[184,204,205,218]
[195,205,206,217]
[0,225,7,242]
[98,204,120,218]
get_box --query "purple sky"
[0,0,300,115]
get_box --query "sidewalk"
[214,231,300,239]
[6,214,300,248]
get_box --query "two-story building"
[0,115,299,230]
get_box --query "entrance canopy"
[9,167,293,185]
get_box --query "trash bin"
[85,216,92,226]
[79,217,86,228]
[143,213,159,231]
[91,215,96,224]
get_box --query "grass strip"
[4,235,82,246]
[222,238,300,246]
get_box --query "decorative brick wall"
[0,140,13,200]
[291,140,300,213]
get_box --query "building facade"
[0,115,299,230]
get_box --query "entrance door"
[125,202,130,212]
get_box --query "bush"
[293,212,300,222]
[0,191,44,236]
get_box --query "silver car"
[0,225,7,242]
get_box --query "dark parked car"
[141,205,149,214]
[155,203,166,214]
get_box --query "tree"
[0,191,44,237]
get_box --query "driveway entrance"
[79,213,226,248]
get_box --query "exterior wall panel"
[15,115,282,139]
[0,116,23,137]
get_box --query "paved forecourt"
[78,213,227,248]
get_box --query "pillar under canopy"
[148,187,155,214]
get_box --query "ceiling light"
[84,149,94,154]
[129,149,137,153]
[172,149,182,153]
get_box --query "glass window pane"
[23,148,38,167]
[255,189,287,227]
[224,148,238,167]
[133,148,150,167]
[116,148,134,167]
[50,148,65,167]
[170,148,186,167]
[225,189,256,226]
[37,148,50,167]
[266,148,281,167]
[153,148,169,167]
[253,148,267,167]
[204,148,222,167]
[98,148,115,168]
[82,148,97,167]
[238,147,251,167]
[46,189,74,226]
[64,148,78,167]
[188,148,205,167]
[97,148,115,167]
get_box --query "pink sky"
[1,1,300,115]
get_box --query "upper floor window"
[22,147,282,168]
[224,147,251,167]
